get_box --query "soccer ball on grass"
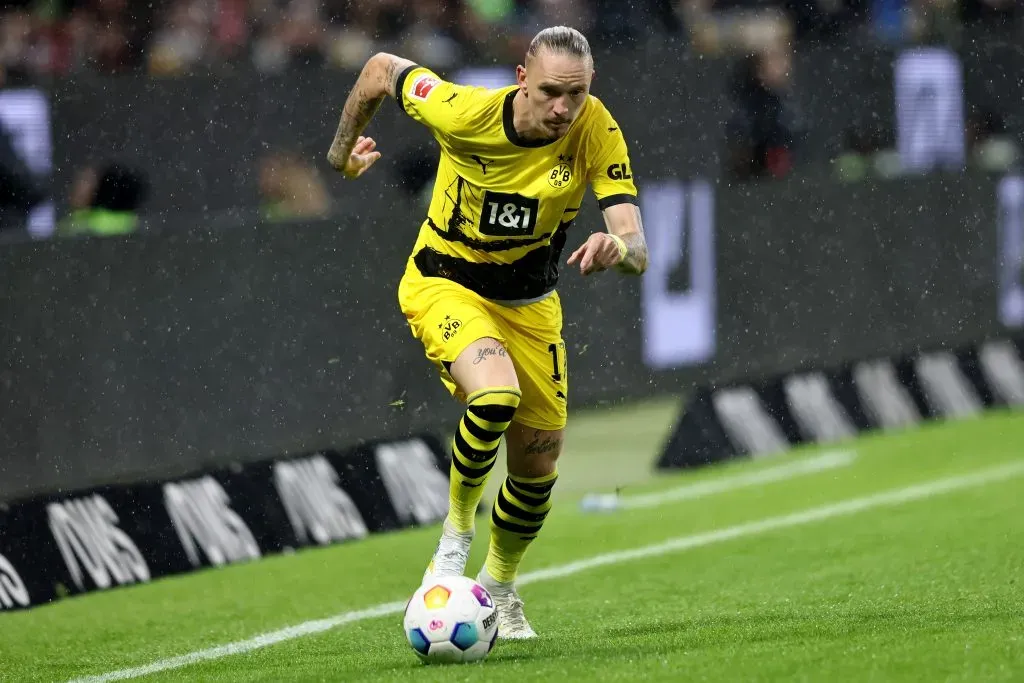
[403,575,499,663]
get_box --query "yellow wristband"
[607,233,628,264]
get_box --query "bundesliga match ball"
[403,575,499,663]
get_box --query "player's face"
[518,51,593,139]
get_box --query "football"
[403,575,499,663]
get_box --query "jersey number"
[480,191,539,237]
[547,341,565,382]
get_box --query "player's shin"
[446,387,522,533]
[484,470,558,583]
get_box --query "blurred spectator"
[0,116,48,237]
[250,0,328,73]
[257,149,331,221]
[57,162,148,238]
[960,0,1021,23]
[905,0,963,45]
[965,106,1021,173]
[325,1,463,71]
[724,44,807,181]
[394,144,437,209]
[0,0,1020,81]
[680,0,793,55]
[832,123,903,182]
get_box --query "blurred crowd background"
[0,0,1019,79]
[0,0,1021,239]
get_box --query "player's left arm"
[567,202,648,276]
[568,110,648,276]
[600,202,648,275]
[326,52,416,178]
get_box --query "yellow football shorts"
[398,264,568,431]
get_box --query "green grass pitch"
[2,402,1022,682]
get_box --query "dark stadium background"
[0,0,1022,614]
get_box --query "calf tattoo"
[523,433,561,457]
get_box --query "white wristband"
[607,233,628,264]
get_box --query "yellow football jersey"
[395,64,638,303]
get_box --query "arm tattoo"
[327,84,384,171]
[383,58,400,97]
[617,209,649,275]
[327,54,395,172]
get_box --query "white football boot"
[476,566,538,639]
[423,520,474,579]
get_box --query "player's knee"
[466,386,522,429]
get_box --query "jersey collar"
[502,90,558,148]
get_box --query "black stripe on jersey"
[427,217,552,253]
[503,90,558,148]
[414,220,572,301]
[597,194,639,211]
[394,64,420,113]
[563,207,580,215]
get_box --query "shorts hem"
[511,413,567,431]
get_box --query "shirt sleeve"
[395,64,466,135]
[587,108,638,210]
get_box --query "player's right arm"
[326,52,416,178]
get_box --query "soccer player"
[327,26,647,639]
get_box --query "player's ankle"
[478,564,516,589]
[443,517,475,537]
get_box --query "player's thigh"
[449,337,519,397]
[498,295,569,434]
[399,273,518,400]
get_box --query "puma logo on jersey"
[471,155,494,175]
[443,92,458,105]
[608,126,618,132]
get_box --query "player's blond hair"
[526,26,592,63]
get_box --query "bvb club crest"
[548,154,574,189]
[439,315,462,342]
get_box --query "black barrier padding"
[0,502,58,609]
[752,377,805,445]
[103,482,196,577]
[894,354,938,421]
[326,446,405,534]
[0,434,450,611]
[212,464,292,555]
[658,337,1024,470]
[825,366,876,433]
[954,347,998,408]
[657,389,736,469]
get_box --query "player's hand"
[343,136,382,179]
[567,233,625,276]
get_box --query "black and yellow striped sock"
[446,386,521,534]
[485,470,558,583]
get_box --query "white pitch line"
[69,459,1024,683]
[617,450,856,509]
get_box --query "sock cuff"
[508,469,558,485]
[467,386,522,407]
